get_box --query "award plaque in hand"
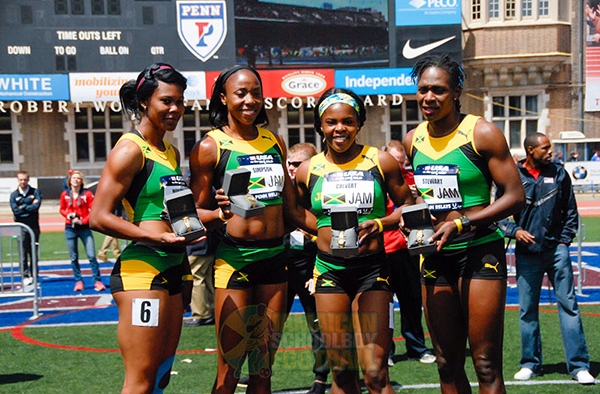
[330,205,359,258]
[164,188,206,241]
[222,168,265,218]
[402,203,437,256]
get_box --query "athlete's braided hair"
[410,54,466,112]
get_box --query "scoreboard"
[0,0,236,74]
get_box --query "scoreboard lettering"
[55,31,123,40]
[0,0,235,74]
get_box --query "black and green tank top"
[118,131,181,222]
[306,145,387,228]
[410,114,492,212]
[207,127,285,206]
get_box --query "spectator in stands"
[10,170,42,286]
[569,150,580,161]
[59,170,105,292]
[244,44,257,68]
[552,150,565,166]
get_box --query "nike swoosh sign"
[402,36,456,59]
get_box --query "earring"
[141,104,147,110]
[322,136,326,143]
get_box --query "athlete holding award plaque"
[91,63,198,394]
[403,54,525,393]
[189,65,315,394]
[294,88,414,393]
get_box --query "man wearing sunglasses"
[285,142,329,394]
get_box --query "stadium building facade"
[0,0,594,194]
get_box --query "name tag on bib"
[321,170,374,215]
[414,164,463,211]
[238,154,285,201]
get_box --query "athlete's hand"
[305,278,316,296]
[215,188,234,221]
[357,219,382,245]
[429,219,460,251]
[157,232,188,244]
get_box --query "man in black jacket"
[9,171,42,286]
[499,132,594,385]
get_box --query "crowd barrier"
[0,223,40,319]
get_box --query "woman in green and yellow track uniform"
[91,63,196,394]
[403,54,525,394]
[189,65,315,394]
[294,88,414,394]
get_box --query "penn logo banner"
[177,1,227,62]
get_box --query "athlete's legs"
[315,293,361,394]
[465,278,506,394]
[352,290,394,393]
[213,287,252,394]
[422,283,471,394]
[212,283,287,394]
[113,289,183,394]
[247,282,287,394]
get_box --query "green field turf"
[2,305,599,393]
[2,219,599,393]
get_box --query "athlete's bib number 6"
[132,298,159,327]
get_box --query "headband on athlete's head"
[318,93,360,117]
[136,64,173,91]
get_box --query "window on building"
[522,0,533,17]
[505,0,516,18]
[285,104,320,151]
[491,94,539,149]
[472,0,482,20]
[0,112,14,164]
[73,106,126,163]
[181,106,212,159]
[488,0,500,19]
[538,0,549,16]
[389,99,422,143]
[469,0,554,23]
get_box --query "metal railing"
[0,223,40,319]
